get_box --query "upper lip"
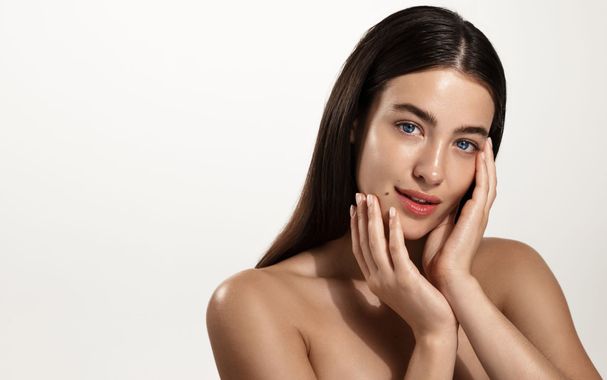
[395,187,442,204]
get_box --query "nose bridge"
[414,139,445,185]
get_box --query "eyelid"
[396,120,422,131]
[396,120,420,127]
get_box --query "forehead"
[373,68,495,126]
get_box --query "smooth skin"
[207,69,602,379]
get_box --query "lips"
[394,187,441,217]
[394,187,442,204]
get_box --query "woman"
[207,6,601,379]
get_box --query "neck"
[325,230,428,281]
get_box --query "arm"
[441,240,602,380]
[206,269,317,380]
[404,333,458,380]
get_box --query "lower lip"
[396,191,439,216]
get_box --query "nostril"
[414,172,443,187]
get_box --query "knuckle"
[368,236,376,250]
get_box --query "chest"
[295,282,490,380]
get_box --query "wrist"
[414,329,458,353]
[439,274,479,301]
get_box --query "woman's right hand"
[350,192,458,340]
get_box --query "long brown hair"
[256,5,507,268]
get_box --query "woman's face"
[354,68,495,240]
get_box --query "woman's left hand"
[421,137,497,292]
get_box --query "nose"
[412,142,445,186]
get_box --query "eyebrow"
[390,102,489,138]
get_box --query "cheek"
[449,161,476,200]
[356,130,382,189]
[356,146,385,192]
[356,132,415,191]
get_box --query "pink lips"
[395,187,440,217]
[395,187,442,204]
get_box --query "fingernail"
[355,193,362,205]
[389,207,395,218]
[488,137,493,147]
[350,205,355,218]
[366,194,373,208]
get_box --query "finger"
[350,205,369,278]
[470,146,489,219]
[485,137,497,214]
[356,193,378,272]
[421,209,454,275]
[388,206,416,276]
[366,194,392,272]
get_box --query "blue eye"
[396,122,420,135]
[456,140,479,153]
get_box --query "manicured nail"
[389,207,395,218]
[355,193,362,205]
[488,137,493,147]
[366,194,373,208]
[350,205,355,218]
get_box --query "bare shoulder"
[471,237,544,311]
[474,237,602,379]
[474,236,563,314]
[206,267,302,321]
[474,236,543,270]
[206,249,322,328]
[206,268,317,379]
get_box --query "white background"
[1,0,605,379]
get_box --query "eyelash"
[395,121,480,153]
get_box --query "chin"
[401,224,430,241]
